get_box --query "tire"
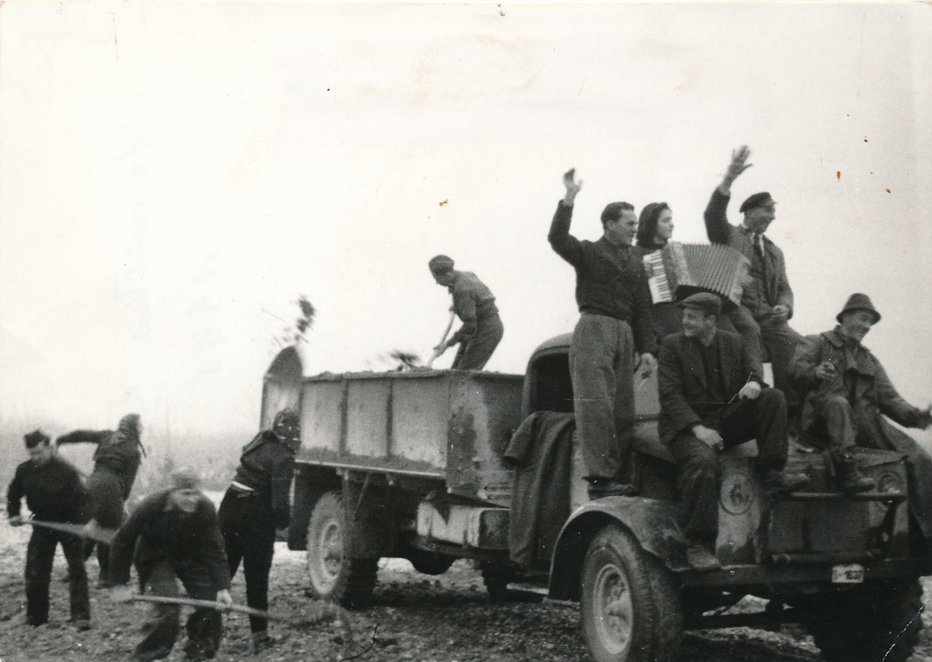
[802,578,923,662]
[580,524,682,662]
[306,490,378,609]
[480,562,513,602]
[644,554,683,661]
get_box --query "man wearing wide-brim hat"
[658,292,809,571]
[790,293,932,535]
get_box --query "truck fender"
[288,465,341,550]
[548,497,689,601]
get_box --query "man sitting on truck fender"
[659,293,809,571]
[548,168,657,499]
[790,293,932,538]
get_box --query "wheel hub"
[593,562,633,655]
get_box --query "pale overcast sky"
[1,2,930,435]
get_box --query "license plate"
[832,563,865,583]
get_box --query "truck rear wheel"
[802,578,923,662]
[306,490,378,609]
[580,524,681,662]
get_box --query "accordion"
[642,242,750,306]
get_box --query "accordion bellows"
[643,242,750,306]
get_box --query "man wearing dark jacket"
[548,168,657,498]
[659,293,808,571]
[110,467,232,661]
[790,294,932,532]
[7,430,92,628]
[218,409,299,653]
[56,413,145,586]
[703,146,802,415]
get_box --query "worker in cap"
[218,409,300,653]
[659,291,809,571]
[703,145,803,425]
[7,430,92,628]
[791,294,932,530]
[109,465,233,660]
[427,254,504,370]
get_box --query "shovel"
[425,310,456,368]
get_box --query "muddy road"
[2,518,931,662]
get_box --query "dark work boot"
[760,468,810,496]
[250,631,275,655]
[835,453,875,494]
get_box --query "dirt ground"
[1,515,931,662]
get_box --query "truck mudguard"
[549,497,689,601]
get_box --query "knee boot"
[834,451,875,494]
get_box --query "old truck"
[262,338,932,662]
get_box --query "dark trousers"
[452,312,504,370]
[25,526,89,625]
[569,314,636,482]
[218,489,276,634]
[134,559,223,661]
[728,306,802,412]
[668,389,788,542]
[812,397,932,540]
[84,469,126,581]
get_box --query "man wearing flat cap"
[428,255,504,370]
[548,169,657,499]
[110,466,233,661]
[659,293,809,571]
[7,430,92,628]
[791,294,932,536]
[704,145,802,418]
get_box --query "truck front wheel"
[580,524,681,662]
[306,490,378,609]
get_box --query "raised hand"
[563,168,582,204]
[723,145,753,187]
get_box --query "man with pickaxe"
[109,466,233,661]
[6,430,93,629]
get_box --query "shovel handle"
[426,310,456,368]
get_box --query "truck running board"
[777,491,906,502]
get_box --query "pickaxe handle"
[131,594,288,621]
[130,594,354,635]
[26,519,116,544]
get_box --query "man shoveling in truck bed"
[427,254,504,370]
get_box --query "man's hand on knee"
[693,424,723,451]
[738,382,761,401]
